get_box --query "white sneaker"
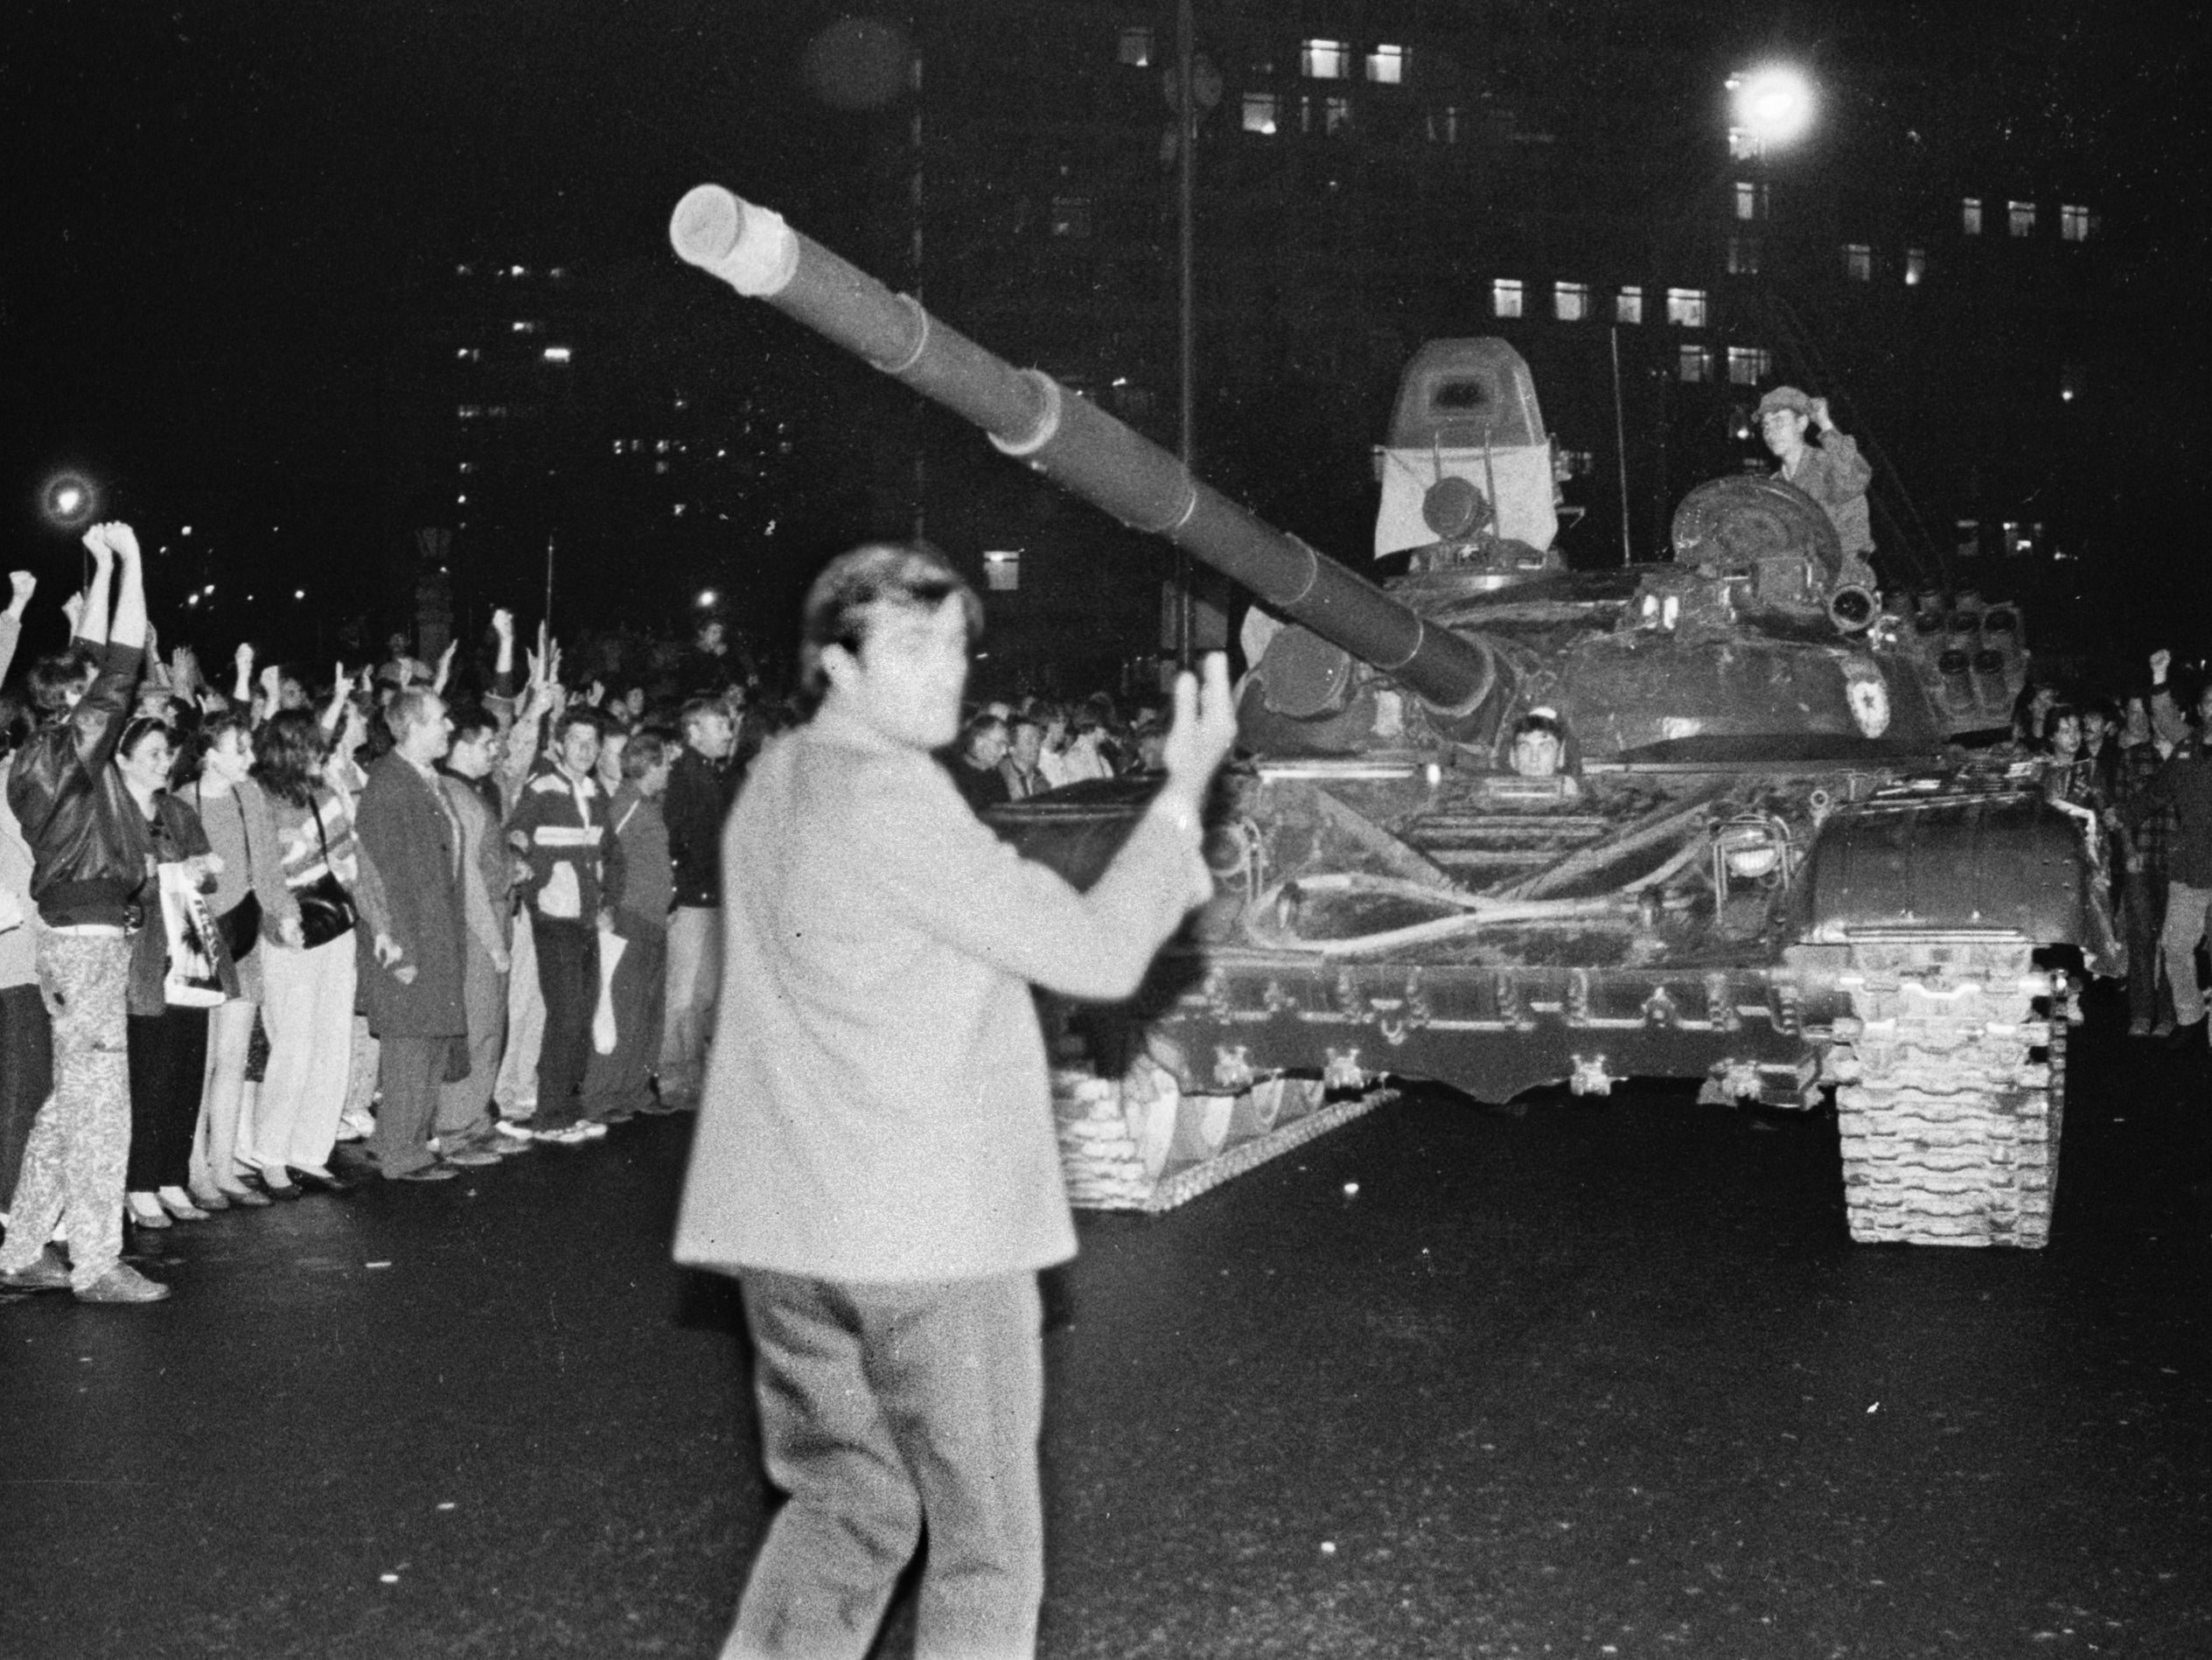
[493,1120,538,1142]
[535,1123,596,1146]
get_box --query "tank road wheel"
[1822,939,2066,1248]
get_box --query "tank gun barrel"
[669,185,1501,716]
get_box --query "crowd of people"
[0,524,758,1301]
[2014,650,2212,1039]
[0,524,1183,1306]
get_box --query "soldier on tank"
[1757,386,1877,593]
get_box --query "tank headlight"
[1726,844,1779,878]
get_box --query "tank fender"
[1790,792,2106,959]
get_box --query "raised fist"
[2151,649,2172,685]
[235,642,255,670]
[81,525,115,566]
[492,608,514,639]
[101,522,141,561]
[8,570,34,607]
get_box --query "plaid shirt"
[2114,741,2174,878]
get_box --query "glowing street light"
[1727,65,1815,157]
[42,472,97,527]
[696,588,719,609]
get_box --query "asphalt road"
[3,991,2206,1660]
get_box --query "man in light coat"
[675,543,1235,1660]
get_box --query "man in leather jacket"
[0,522,167,1304]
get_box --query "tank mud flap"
[1822,936,2066,1247]
[1053,1057,1392,1213]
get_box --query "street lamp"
[41,472,97,528]
[1727,65,1815,157]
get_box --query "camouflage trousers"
[0,931,132,1291]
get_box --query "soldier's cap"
[1755,386,1815,420]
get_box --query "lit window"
[1430,106,1460,143]
[2008,200,2035,237]
[1843,243,1873,282]
[1727,346,1772,386]
[655,460,670,474]
[488,405,510,418]
[1301,38,1349,79]
[1553,282,1589,322]
[2061,362,2085,402]
[1615,286,1644,324]
[984,550,1021,591]
[458,462,475,474]
[455,263,474,277]
[1666,287,1707,327]
[656,440,670,454]
[1727,236,1761,276]
[549,266,569,279]
[1734,181,1767,220]
[1962,197,1983,234]
[457,404,483,420]
[1050,197,1092,237]
[2061,204,2090,241]
[510,265,527,277]
[1322,95,1351,136]
[456,346,479,361]
[1242,93,1279,135]
[1678,345,1713,383]
[611,441,624,456]
[1727,127,1759,161]
[542,345,572,364]
[1366,44,1406,84]
[673,503,687,517]
[1118,25,1152,67]
[513,319,542,334]
[1492,278,1525,319]
[1905,247,1926,286]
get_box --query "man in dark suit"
[352,691,470,1182]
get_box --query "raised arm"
[105,522,147,650]
[74,526,115,646]
[0,570,31,686]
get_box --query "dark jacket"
[4,642,151,928]
[352,750,467,1039]
[507,762,623,924]
[664,749,735,909]
[2129,735,2212,890]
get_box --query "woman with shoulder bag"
[250,710,363,1194]
[184,710,302,1208]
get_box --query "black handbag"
[201,785,262,963]
[291,802,358,948]
[215,890,262,964]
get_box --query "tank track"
[1052,1060,1390,1214]
[1822,938,2066,1248]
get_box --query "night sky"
[5,1,2205,660]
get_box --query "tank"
[670,185,2110,1248]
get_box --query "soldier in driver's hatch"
[1756,386,1878,593]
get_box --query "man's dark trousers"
[722,1270,1044,1660]
[532,917,598,1130]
